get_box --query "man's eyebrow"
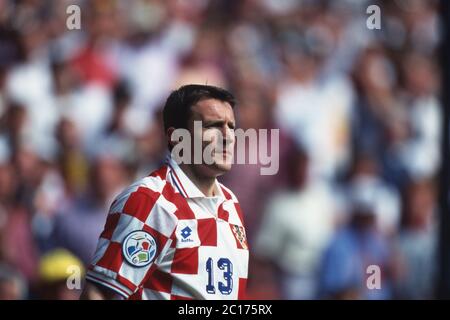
[203,119,224,125]
[203,119,235,126]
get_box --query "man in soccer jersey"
[81,84,249,300]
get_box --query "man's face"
[188,98,235,177]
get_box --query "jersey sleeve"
[86,184,178,299]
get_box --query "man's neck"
[179,164,218,197]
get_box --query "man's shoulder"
[109,165,172,213]
[127,166,169,194]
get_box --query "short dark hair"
[162,84,236,132]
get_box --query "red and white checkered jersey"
[86,156,249,300]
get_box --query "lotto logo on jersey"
[122,231,157,267]
[180,226,193,242]
[176,222,200,247]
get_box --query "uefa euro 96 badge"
[122,231,157,267]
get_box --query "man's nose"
[221,125,234,143]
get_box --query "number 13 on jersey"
[206,257,233,295]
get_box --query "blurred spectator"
[35,248,84,299]
[398,52,441,180]
[55,117,90,196]
[0,150,40,281]
[393,179,437,299]
[275,36,355,181]
[254,147,337,299]
[318,176,396,299]
[351,46,398,165]
[0,263,28,300]
[344,153,401,236]
[50,154,129,264]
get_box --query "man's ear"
[167,127,179,149]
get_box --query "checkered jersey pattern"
[86,157,249,300]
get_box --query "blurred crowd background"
[0,0,443,299]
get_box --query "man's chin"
[214,162,232,172]
[203,161,232,177]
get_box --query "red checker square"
[100,213,121,240]
[171,247,199,274]
[197,218,217,246]
[162,184,196,220]
[96,242,123,273]
[150,166,168,179]
[123,187,160,223]
[221,187,232,200]
[144,268,173,294]
[218,203,229,222]
[234,202,245,226]
[238,278,247,300]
